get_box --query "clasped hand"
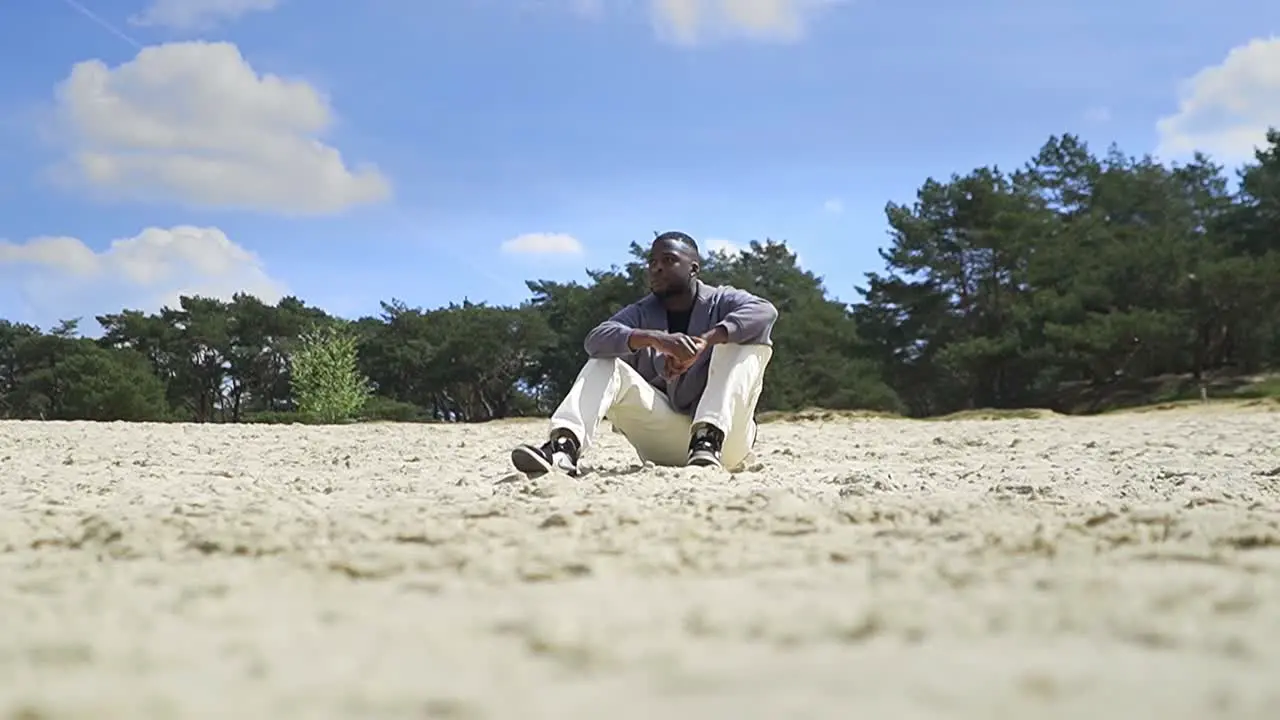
[654,332,707,379]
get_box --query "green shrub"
[242,410,314,425]
[289,321,372,424]
[359,397,430,422]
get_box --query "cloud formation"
[1155,36,1280,164]
[0,226,285,322]
[704,237,743,256]
[653,0,824,43]
[51,41,390,215]
[501,232,584,255]
[129,0,280,31]
[573,0,830,43]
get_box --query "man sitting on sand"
[511,231,778,476]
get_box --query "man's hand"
[654,332,701,363]
[631,326,729,379]
[662,335,708,379]
[630,329,697,361]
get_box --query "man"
[511,231,778,477]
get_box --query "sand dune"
[2,407,1279,719]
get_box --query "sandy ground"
[2,407,1279,719]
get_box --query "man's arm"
[705,288,778,346]
[583,302,647,359]
[663,289,777,378]
[585,301,698,360]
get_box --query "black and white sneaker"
[687,424,724,468]
[511,431,580,477]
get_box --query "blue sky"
[1,0,1278,331]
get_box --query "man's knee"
[581,357,625,374]
[709,343,773,371]
[578,357,642,388]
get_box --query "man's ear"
[690,260,700,277]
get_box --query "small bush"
[242,410,315,425]
[289,321,372,423]
[359,397,430,422]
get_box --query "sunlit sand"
[2,407,1278,718]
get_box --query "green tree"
[290,321,372,423]
[4,130,1278,423]
[3,322,168,421]
[702,240,901,412]
[47,346,170,421]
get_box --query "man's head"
[647,231,701,299]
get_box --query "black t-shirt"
[667,308,691,335]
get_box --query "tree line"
[3,132,1278,423]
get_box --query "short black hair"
[653,230,698,254]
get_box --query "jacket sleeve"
[583,301,646,358]
[713,288,779,344]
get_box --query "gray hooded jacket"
[582,280,778,414]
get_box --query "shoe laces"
[548,433,578,460]
[691,426,722,452]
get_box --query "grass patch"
[233,371,1278,426]
[755,375,1278,424]
[925,408,1059,422]
[756,407,902,424]
[1234,375,1280,399]
[486,416,552,425]
[1111,395,1280,415]
[1054,371,1280,415]
[1101,373,1280,414]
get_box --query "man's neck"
[660,283,696,312]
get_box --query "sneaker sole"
[511,446,553,476]
[687,452,723,469]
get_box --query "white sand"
[2,407,1279,719]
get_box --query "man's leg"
[601,382,695,468]
[688,344,773,470]
[512,357,689,475]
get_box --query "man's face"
[646,237,698,298]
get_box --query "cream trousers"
[549,344,773,470]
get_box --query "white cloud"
[703,237,807,267]
[0,226,285,320]
[822,198,843,214]
[704,237,743,256]
[649,0,830,43]
[130,0,279,31]
[51,41,390,215]
[1155,36,1280,163]
[563,0,840,44]
[501,232,584,255]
